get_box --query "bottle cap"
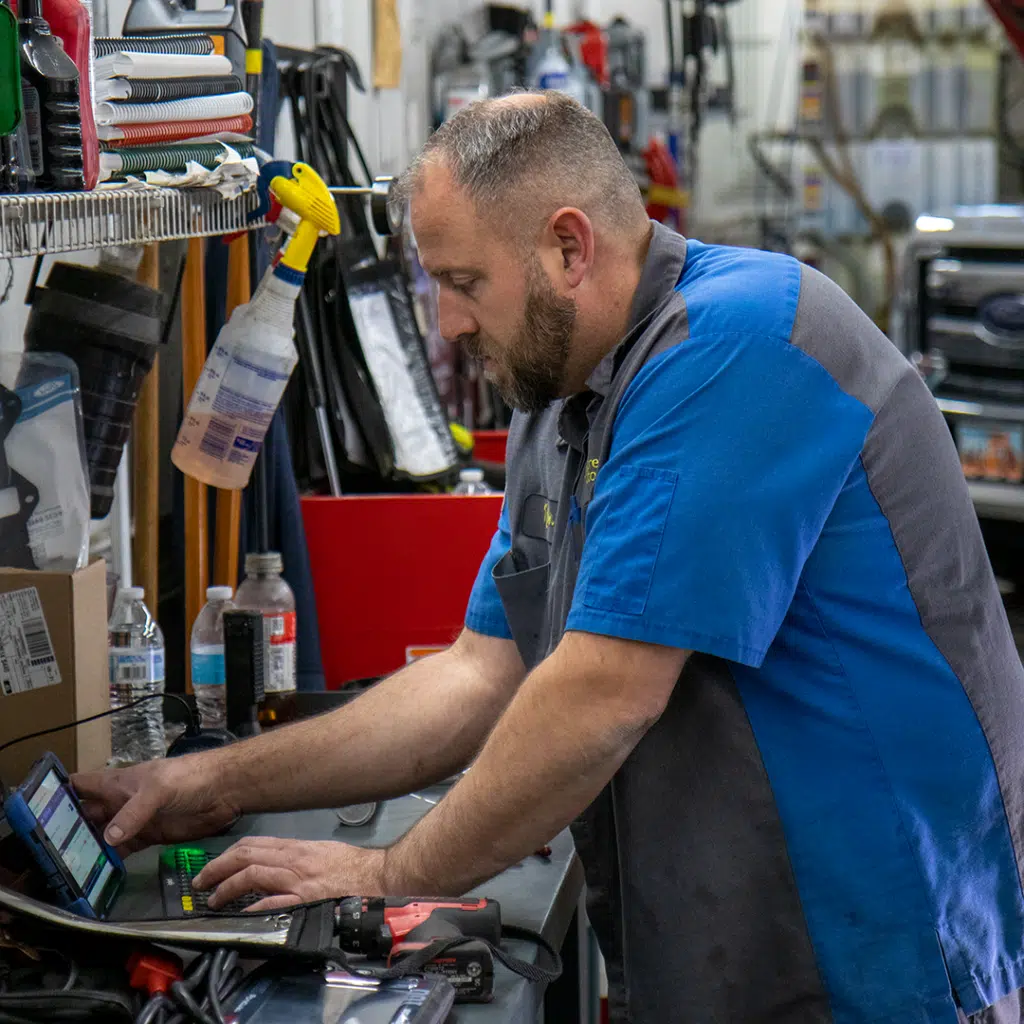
[120,586,145,601]
[245,551,284,576]
[207,586,233,601]
[460,468,485,483]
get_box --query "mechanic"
[76,92,1024,1023]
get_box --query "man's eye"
[452,279,477,296]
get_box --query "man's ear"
[546,208,594,290]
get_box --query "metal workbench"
[113,789,584,1023]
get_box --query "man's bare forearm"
[382,632,689,895]
[206,631,524,814]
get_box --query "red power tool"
[335,896,501,1002]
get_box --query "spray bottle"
[171,162,340,489]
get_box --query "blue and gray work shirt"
[466,223,1024,1023]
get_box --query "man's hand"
[192,837,387,912]
[73,756,240,854]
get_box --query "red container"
[302,494,503,687]
[43,0,99,189]
[472,429,508,464]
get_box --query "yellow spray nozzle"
[270,163,341,275]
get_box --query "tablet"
[2,752,125,918]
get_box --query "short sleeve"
[566,332,875,667]
[464,501,514,639]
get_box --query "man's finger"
[70,771,115,802]
[245,894,302,913]
[193,839,294,891]
[103,786,163,849]
[207,864,297,909]
[78,799,109,825]
[225,835,292,850]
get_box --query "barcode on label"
[0,587,61,694]
[199,417,236,460]
[267,616,284,637]
[117,665,152,682]
[21,617,55,666]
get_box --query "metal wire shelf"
[0,187,262,259]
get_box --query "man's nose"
[438,290,477,343]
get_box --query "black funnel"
[23,261,168,518]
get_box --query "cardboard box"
[0,559,109,789]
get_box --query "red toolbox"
[302,494,504,687]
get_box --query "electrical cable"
[0,259,13,306]
[0,694,199,799]
[664,0,677,89]
[0,943,137,1024]
[133,948,243,1024]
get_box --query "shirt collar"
[583,222,688,398]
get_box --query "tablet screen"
[26,769,117,912]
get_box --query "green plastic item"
[0,0,20,135]
[0,0,20,191]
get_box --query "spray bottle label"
[263,612,296,693]
[185,341,296,467]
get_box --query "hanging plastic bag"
[0,353,90,572]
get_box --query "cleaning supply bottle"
[43,0,98,189]
[171,161,340,488]
[18,0,84,191]
[532,12,572,93]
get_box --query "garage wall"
[0,0,801,351]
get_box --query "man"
[76,93,1024,1023]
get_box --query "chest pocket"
[511,492,558,570]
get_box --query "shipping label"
[0,587,61,696]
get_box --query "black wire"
[664,0,677,83]
[0,694,198,798]
[0,1010,37,1024]
[131,949,245,1024]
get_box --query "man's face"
[410,164,577,413]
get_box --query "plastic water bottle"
[453,468,494,495]
[190,585,235,730]
[108,586,165,766]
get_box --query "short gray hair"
[391,91,647,241]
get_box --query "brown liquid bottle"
[235,552,298,729]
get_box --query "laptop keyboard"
[159,846,261,917]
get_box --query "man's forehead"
[411,199,488,274]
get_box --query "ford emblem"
[979,294,1024,342]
